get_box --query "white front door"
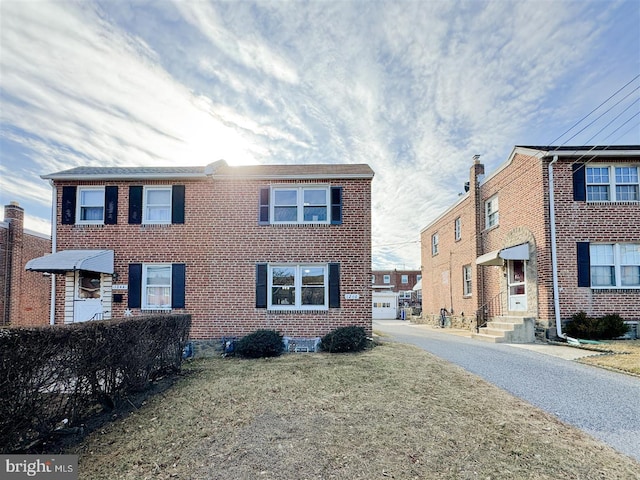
[507,260,527,311]
[74,271,103,322]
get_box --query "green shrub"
[564,311,629,340]
[235,330,284,358]
[320,326,368,353]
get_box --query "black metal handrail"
[475,291,506,333]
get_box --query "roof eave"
[41,173,206,181]
[212,173,375,181]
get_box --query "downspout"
[548,156,564,339]
[49,180,56,326]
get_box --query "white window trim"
[401,275,408,284]
[270,185,330,224]
[76,187,105,225]
[383,274,391,284]
[142,263,172,310]
[432,233,439,256]
[143,186,172,224]
[586,164,639,202]
[485,195,499,229]
[590,243,640,289]
[463,265,472,296]
[454,217,461,241]
[267,264,328,310]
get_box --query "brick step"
[485,322,517,331]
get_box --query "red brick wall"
[371,270,420,291]
[1,204,51,326]
[53,176,372,339]
[551,157,640,320]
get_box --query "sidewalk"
[375,319,597,360]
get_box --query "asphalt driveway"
[374,319,640,463]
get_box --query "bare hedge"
[0,314,191,453]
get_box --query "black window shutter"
[105,186,118,225]
[259,187,270,224]
[572,163,586,202]
[61,186,76,225]
[576,242,591,287]
[331,187,343,225]
[172,185,185,224]
[128,186,143,224]
[329,263,340,308]
[172,263,186,308]
[256,263,268,308]
[128,263,142,308]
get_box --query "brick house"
[26,161,374,343]
[371,269,421,319]
[420,146,640,342]
[1,202,51,326]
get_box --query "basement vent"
[283,337,321,353]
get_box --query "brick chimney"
[3,202,25,325]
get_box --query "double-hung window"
[383,274,390,284]
[401,275,408,284]
[485,195,499,228]
[77,187,105,224]
[454,217,461,241]
[272,187,329,223]
[589,243,640,288]
[144,187,172,224]
[432,233,439,255]
[269,264,328,309]
[463,265,472,296]
[143,264,172,309]
[586,165,639,202]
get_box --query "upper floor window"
[454,217,461,241]
[272,187,328,223]
[417,274,422,282]
[144,187,172,224]
[371,275,375,283]
[432,233,439,255]
[401,275,408,284]
[485,196,499,228]
[77,187,104,224]
[586,165,639,202]
[383,275,391,284]
[589,243,640,288]
[259,185,342,225]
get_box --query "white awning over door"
[476,243,529,266]
[25,250,114,275]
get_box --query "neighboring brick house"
[420,146,640,342]
[1,202,51,326]
[26,161,374,343]
[371,269,421,319]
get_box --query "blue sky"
[1,0,639,269]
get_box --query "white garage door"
[372,293,398,319]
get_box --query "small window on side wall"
[432,233,439,255]
[485,196,499,229]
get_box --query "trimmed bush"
[564,311,629,340]
[235,330,284,358]
[320,326,368,353]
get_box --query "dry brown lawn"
[70,342,639,479]
[575,339,640,376]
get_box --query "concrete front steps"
[472,316,535,343]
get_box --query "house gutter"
[49,180,56,326]
[548,155,564,339]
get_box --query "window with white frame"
[432,233,439,255]
[454,217,461,241]
[144,187,172,224]
[590,243,640,288]
[272,187,329,223]
[485,196,499,228]
[371,275,375,283]
[401,275,408,284]
[586,165,639,202]
[463,265,472,296]
[269,264,328,309]
[77,187,105,223]
[383,274,390,284]
[143,264,172,309]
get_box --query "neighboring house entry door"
[74,271,103,322]
[507,260,527,311]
